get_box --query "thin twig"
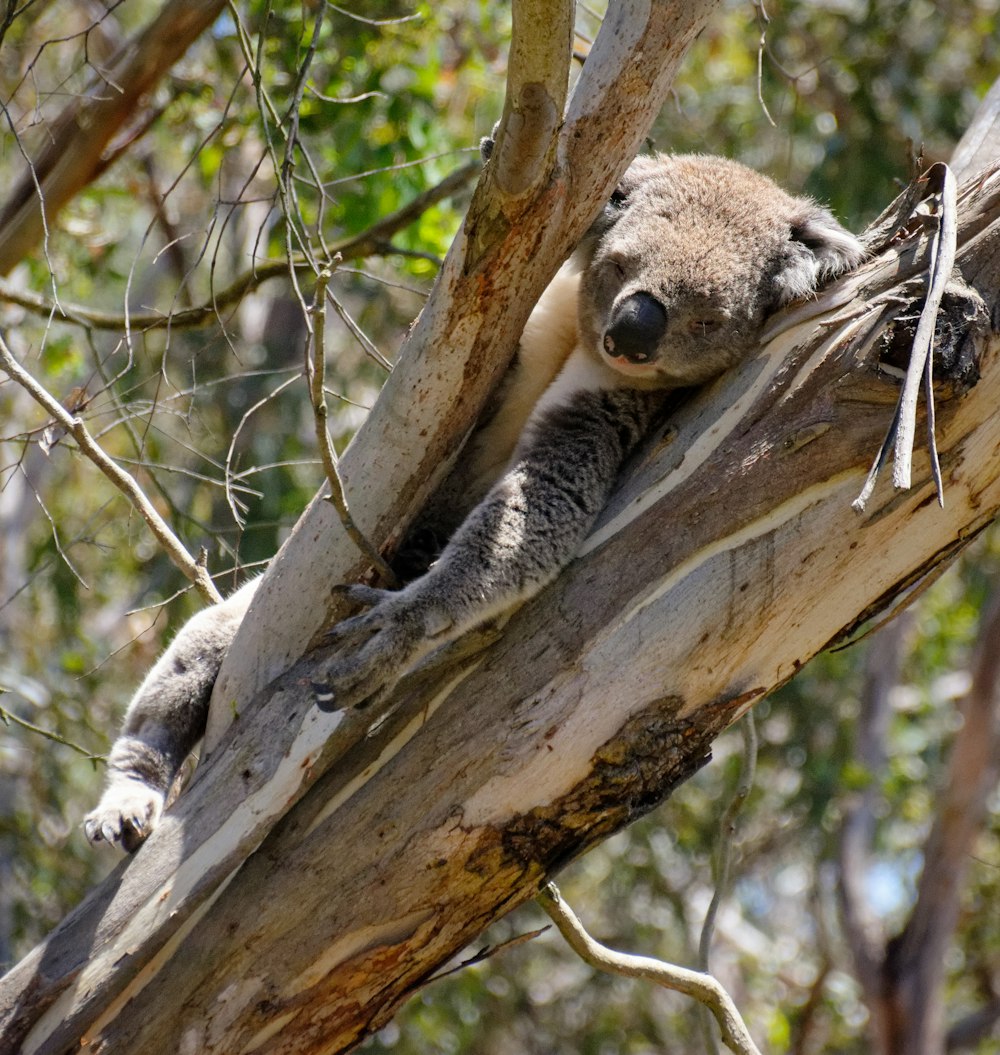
[853,164,957,511]
[0,697,105,764]
[0,333,221,604]
[419,926,549,989]
[309,267,398,587]
[538,883,764,1055]
[698,711,758,1053]
[0,162,477,333]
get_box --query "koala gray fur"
[85,152,863,850]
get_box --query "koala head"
[575,154,864,388]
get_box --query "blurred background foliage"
[0,0,998,1052]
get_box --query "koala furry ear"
[773,205,865,306]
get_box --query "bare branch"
[886,586,1000,1050]
[0,161,478,332]
[308,267,398,587]
[0,697,104,764]
[538,883,764,1055]
[836,613,914,1008]
[0,334,221,604]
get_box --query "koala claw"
[83,780,164,853]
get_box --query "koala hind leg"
[84,580,256,851]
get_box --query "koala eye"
[687,318,723,337]
[609,185,629,208]
[605,253,628,282]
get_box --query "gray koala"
[85,152,863,851]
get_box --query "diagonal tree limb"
[0,333,222,604]
[0,0,228,276]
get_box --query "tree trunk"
[1,157,999,1054]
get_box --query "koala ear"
[772,205,865,306]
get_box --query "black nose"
[603,292,667,363]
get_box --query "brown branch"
[883,586,1000,1053]
[0,334,221,605]
[0,161,478,332]
[0,0,228,276]
[836,613,914,1005]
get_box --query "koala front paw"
[312,584,447,711]
[84,779,165,853]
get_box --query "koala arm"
[313,372,667,711]
[84,579,257,851]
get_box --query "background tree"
[0,2,998,1053]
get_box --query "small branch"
[420,926,549,989]
[0,162,478,333]
[0,333,221,604]
[0,696,105,764]
[538,883,764,1055]
[698,710,758,1053]
[308,267,398,587]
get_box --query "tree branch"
[836,613,913,1027]
[0,335,222,605]
[0,161,478,332]
[884,585,1000,1052]
[538,883,763,1055]
[0,0,228,276]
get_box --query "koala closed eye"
[687,318,723,337]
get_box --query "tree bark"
[2,155,999,1054]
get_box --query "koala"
[85,152,863,851]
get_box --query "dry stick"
[853,164,958,511]
[308,267,398,588]
[0,333,222,605]
[892,163,957,500]
[538,883,764,1055]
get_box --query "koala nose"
[603,292,667,363]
